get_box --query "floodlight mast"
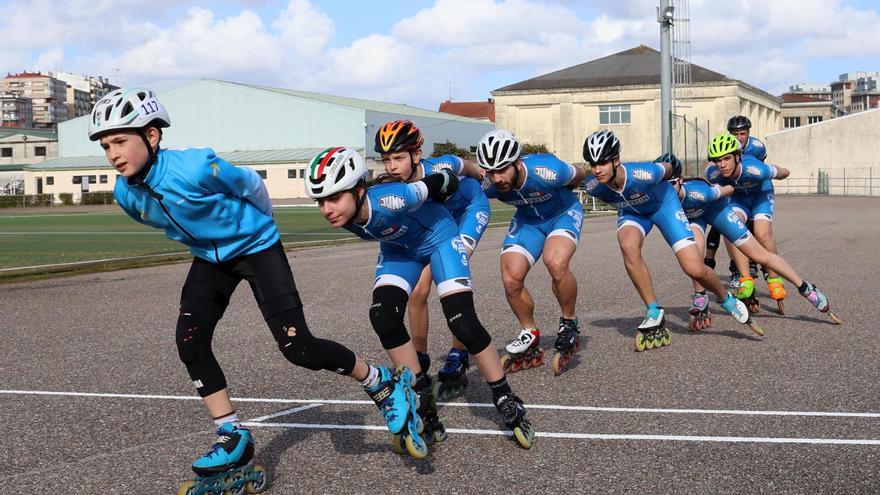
[658,1,674,154]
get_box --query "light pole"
[658,1,674,155]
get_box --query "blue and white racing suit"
[483,154,584,266]
[706,155,779,222]
[584,162,695,253]
[679,178,752,248]
[344,181,472,297]
[420,154,490,251]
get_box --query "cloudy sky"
[1,0,878,110]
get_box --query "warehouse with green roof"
[24,79,494,200]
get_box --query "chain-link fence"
[671,113,710,178]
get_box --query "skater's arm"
[460,158,485,180]
[565,164,587,189]
[716,185,735,198]
[197,155,273,216]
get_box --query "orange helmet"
[374,120,424,154]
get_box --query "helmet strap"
[405,150,418,182]
[128,128,159,185]
[349,179,368,225]
[609,156,620,182]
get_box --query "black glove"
[421,168,459,203]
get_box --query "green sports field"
[0,204,516,271]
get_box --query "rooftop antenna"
[448,80,453,102]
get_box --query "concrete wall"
[766,108,880,194]
[493,82,781,165]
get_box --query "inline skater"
[705,132,790,313]
[305,146,535,449]
[704,115,767,291]
[89,88,427,493]
[673,175,841,328]
[374,120,490,401]
[582,129,761,351]
[476,129,586,376]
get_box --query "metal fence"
[671,113,710,178]
[775,168,880,196]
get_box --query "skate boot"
[728,261,742,293]
[500,328,544,373]
[493,393,535,449]
[179,422,268,495]
[416,351,431,375]
[635,305,671,352]
[749,260,760,279]
[736,275,760,314]
[799,281,842,324]
[416,376,448,444]
[721,292,764,336]
[766,276,787,315]
[688,292,713,331]
[366,366,428,459]
[433,348,470,401]
[551,317,580,375]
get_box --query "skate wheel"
[661,331,671,346]
[500,354,512,373]
[776,299,785,315]
[688,316,698,332]
[551,352,564,376]
[532,354,543,368]
[510,357,522,373]
[635,334,647,352]
[431,381,442,401]
[228,470,246,495]
[513,422,535,449]
[177,480,197,495]
[520,355,532,370]
[404,432,429,459]
[244,464,267,494]
[432,427,448,443]
[828,311,842,325]
[391,434,405,455]
[748,321,765,337]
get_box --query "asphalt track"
[2,195,878,494]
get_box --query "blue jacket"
[114,147,279,263]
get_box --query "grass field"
[0,204,517,271]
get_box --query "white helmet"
[88,88,171,141]
[476,129,521,171]
[305,147,368,199]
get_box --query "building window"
[35,146,46,156]
[88,175,96,184]
[256,170,267,179]
[599,104,631,125]
[808,116,823,124]
[72,176,81,184]
[299,169,305,179]
[100,175,108,183]
[288,169,296,179]
[1,147,11,157]
[46,176,54,185]
[784,117,801,128]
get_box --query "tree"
[521,142,549,154]
[431,141,470,158]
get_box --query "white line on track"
[247,403,323,423]
[3,389,880,418]
[240,421,880,446]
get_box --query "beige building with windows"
[0,127,58,166]
[491,45,781,166]
[780,93,846,129]
[1,93,33,128]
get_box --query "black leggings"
[176,242,356,397]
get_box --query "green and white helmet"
[88,88,170,141]
[305,147,368,199]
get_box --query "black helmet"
[727,115,752,132]
[583,129,620,165]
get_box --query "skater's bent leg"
[725,239,751,279]
[408,265,433,354]
[690,225,708,293]
[440,290,502,381]
[542,235,578,319]
[753,219,780,277]
[737,238,803,286]
[675,244,726,299]
[618,227,656,304]
[266,302,356,375]
[202,389,235,419]
[371,285,420,376]
[500,252,537,329]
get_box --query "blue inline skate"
[635,305,671,352]
[366,366,428,459]
[178,422,267,495]
[721,292,765,336]
[432,348,469,401]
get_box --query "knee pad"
[176,307,220,365]
[269,308,356,374]
[440,291,491,355]
[704,257,716,270]
[706,228,721,251]
[370,285,411,350]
